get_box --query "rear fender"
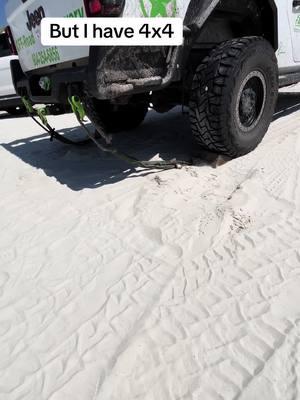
[184,0,220,27]
[184,0,278,49]
[87,0,278,100]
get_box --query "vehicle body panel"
[5,0,300,94]
[0,54,18,97]
[0,31,20,109]
[5,0,191,72]
[5,0,89,72]
[287,0,300,62]
[275,0,300,69]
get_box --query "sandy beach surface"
[1,85,300,400]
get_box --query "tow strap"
[21,96,192,170]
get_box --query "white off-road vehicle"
[5,0,300,157]
[0,29,24,115]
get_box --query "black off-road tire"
[189,37,278,158]
[84,94,149,134]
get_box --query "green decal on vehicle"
[65,6,85,18]
[32,47,60,67]
[15,33,36,52]
[140,0,177,17]
[296,15,300,29]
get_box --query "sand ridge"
[0,86,300,399]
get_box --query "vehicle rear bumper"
[0,93,23,110]
[11,59,87,104]
[10,44,185,103]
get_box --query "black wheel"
[84,94,149,134]
[189,37,278,158]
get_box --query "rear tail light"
[88,0,102,15]
[84,0,125,17]
[5,26,17,55]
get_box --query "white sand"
[0,86,300,400]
